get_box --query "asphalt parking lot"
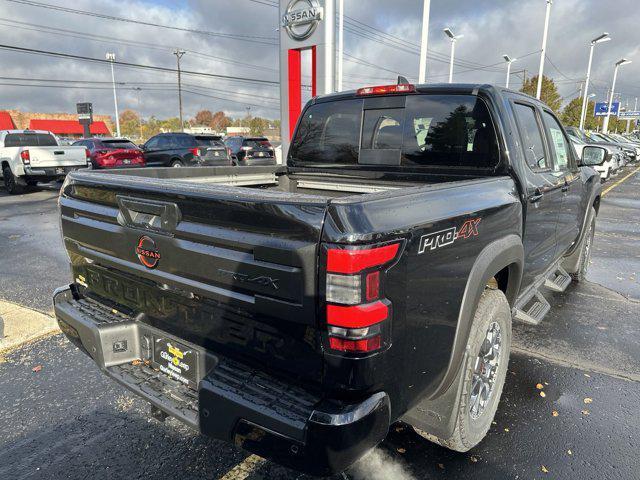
[1,167,639,480]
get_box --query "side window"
[513,103,548,171]
[156,136,171,149]
[542,111,572,171]
[145,137,160,150]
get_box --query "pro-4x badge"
[418,218,481,254]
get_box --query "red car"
[73,137,145,169]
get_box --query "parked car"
[0,129,89,194]
[604,132,640,161]
[142,133,230,167]
[586,131,634,165]
[73,137,144,170]
[53,83,604,476]
[224,136,276,165]
[566,130,619,181]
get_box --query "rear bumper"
[53,285,390,476]
[24,165,87,176]
[237,157,276,166]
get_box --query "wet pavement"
[0,169,639,480]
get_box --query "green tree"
[561,97,599,130]
[118,109,143,139]
[520,75,562,112]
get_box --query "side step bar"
[513,265,572,325]
[544,266,572,293]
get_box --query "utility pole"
[579,33,610,131]
[337,0,344,91]
[106,52,121,137]
[536,0,552,100]
[134,87,143,141]
[173,49,186,132]
[603,58,632,133]
[418,0,431,83]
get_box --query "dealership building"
[0,110,112,138]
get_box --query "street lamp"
[535,0,553,99]
[503,54,517,89]
[603,58,632,133]
[418,0,431,83]
[443,27,463,83]
[579,32,611,131]
[106,52,121,137]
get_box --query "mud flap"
[400,349,470,442]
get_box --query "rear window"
[4,132,58,147]
[242,138,272,149]
[101,139,138,149]
[195,136,224,147]
[289,95,499,169]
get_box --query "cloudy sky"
[0,0,639,123]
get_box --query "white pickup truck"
[0,129,90,194]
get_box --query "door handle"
[529,189,544,203]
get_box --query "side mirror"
[581,146,607,166]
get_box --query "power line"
[0,44,280,87]
[0,18,279,73]
[4,0,279,45]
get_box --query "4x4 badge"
[418,218,481,254]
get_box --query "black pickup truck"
[53,84,607,476]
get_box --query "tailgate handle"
[54,150,65,155]
[116,196,181,234]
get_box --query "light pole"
[173,49,186,132]
[134,87,143,141]
[106,52,121,137]
[503,55,517,89]
[443,27,463,84]
[579,33,611,131]
[536,0,552,99]
[603,58,632,133]
[337,0,344,91]
[418,0,431,83]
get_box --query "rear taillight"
[84,148,90,159]
[20,149,30,164]
[324,241,402,354]
[190,147,202,157]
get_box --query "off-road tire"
[570,208,596,282]
[414,288,511,452]
[3,165,25,194]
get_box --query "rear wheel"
[414,288,511,452]
[570,208,596,282]
[3,165,25,194]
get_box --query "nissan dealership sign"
[282,0,324,41]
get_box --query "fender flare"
[429,234,523,400]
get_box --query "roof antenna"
[397,75,410,85]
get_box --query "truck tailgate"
[29,146,87,167]
[59,171,328,384]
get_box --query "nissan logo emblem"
[282,0,323,41]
